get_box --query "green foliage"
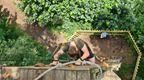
[0,36,52,66]
[0,12,51,66]
[52,19,91,39]
[132,0,144,79]
[18,0,120,26]
[92,4,135,30]
[117,63,135,80]
[133,0,144,17]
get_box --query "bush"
[0,11,51,66]
[133,0,144,79]
[53,19,91,39]
[18,0,119,26]
[0,36,52,66]
[92,4,136,30]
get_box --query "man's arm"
[80,44,90,60]
[53,49,64,61]
[74,44,90,65]
[50,49,64,66]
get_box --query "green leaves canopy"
[18,0,119,26]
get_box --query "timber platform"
[1,65,102,80]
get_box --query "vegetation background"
[0,0,144,79]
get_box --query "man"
[50,38,96,66]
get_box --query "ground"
[0,0,137,80]
[77,33,137,80]
[77,33,136,64]
[0,0,26,29]
[0,0,66,52]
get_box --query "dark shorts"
[85,53,94,60]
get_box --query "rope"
[34,61,102,80]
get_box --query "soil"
[0,0,66,52]
[0,0,26,29]
[77,33,137,64]
[77,33,137,80]
[25,24,66,52]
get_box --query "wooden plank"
[65,70,76,80]
[36,69,44,80]
[77,70,90,80]
[32,69,37,80]
[18,66,100,80]
[27,69,34,80]
[57,66,94,70]
[19,69,23,80]
[24,69,28,80]
[19,69,28,80]
[40,69,45,80]
[19,66,95,70]
[55,69,65,80]
[19,66,50,69]
[33,69,45,80]
[44,69,55,80]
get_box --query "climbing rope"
[34,61,103,80]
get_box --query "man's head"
[68,46,77,54]
[68,42,78,55]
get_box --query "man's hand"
[49,61,59,66]
[51,49,64,66]
[2,72,10,79]
[75,59,82,66]
[96,56,107,62]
